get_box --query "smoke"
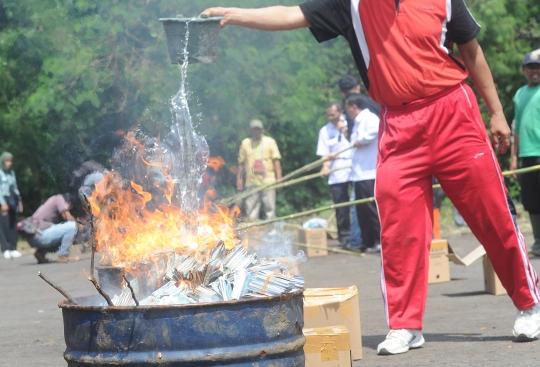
[243,222,307,273]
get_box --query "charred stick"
[88,276,114,306]
[38,271,78,305]
[82,194,97,278]
[123,275,139,306]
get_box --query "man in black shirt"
[202,0,540,355]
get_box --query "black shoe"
[34,249,50,264]
[339,238,354,249]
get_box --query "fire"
[89,151,237,267]
[206,156,226,171]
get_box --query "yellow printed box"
[304,325,352,367]
[304,286,362,360]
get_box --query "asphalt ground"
[1,232,539,367]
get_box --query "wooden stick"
[506,164,540,176]
[265,166,351,191]
[38,272,78,305]
[237,197,374,231]
[82,194,97,278]
[237,164,540,231]
[123,275,139,306]
[293,242,366,257]
[89,276,114,306]
[222,146,354,205]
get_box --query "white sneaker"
[377,329,425,355]
[3,250,11,259]
[513,304,540,340]
[10,250,22,258]
[365,243,382,254]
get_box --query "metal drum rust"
[60,289,305,366]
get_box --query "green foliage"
[0,0,538,214]
[467,0,539,200]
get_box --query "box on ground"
[304,286,362,360]
[299,228,328,257]
[446,241,507,296]
[483,255,507,295]
[429,240,450,284]
[304,325,352,367]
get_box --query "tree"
[1,0,538,214]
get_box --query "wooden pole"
[38,272,78,305]
[431,164,540,189]
[123,276,139,306]
[82,194,97,278]
[237,197,374,231]
[237,164,540,231]
[222,146,354,206]
[89,276,114,306]
[265,166,351,191]
[293,242,365,257]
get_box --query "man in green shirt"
[511,49,540,256]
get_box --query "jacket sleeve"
[0,171,7,205]
[12,171,22,201]
[355,113,379,145]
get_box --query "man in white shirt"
[317,102,352,248]
[346,93,381,253]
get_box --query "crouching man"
[27,193,82,263]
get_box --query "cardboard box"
[429,254,451,284]
[483,255,507,295]
[299,228,328,257]
[429,240,450,284]
[304,325,352,367]
[445,241,507,296]
[447,243,486,266]
[304,286,362,360]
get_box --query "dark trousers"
[329,182,351,244]
[0,207,18,252]
[354,179,380,248]
[521,157,540,214]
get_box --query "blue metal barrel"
[59,290,305,366]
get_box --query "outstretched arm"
[457,39,510,153]
[201,6,310,31]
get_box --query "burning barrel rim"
[58,288,304,311]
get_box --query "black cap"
[523,49,540,66]
[338,75,358,92]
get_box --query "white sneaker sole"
[513,328,540,341]
[378,335,425,355]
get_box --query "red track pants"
[375,83,540,330]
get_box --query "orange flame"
[207,156,226,171]
[89,155,236,267]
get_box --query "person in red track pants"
[201,0,540,355]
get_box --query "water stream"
[168,22,209,213]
